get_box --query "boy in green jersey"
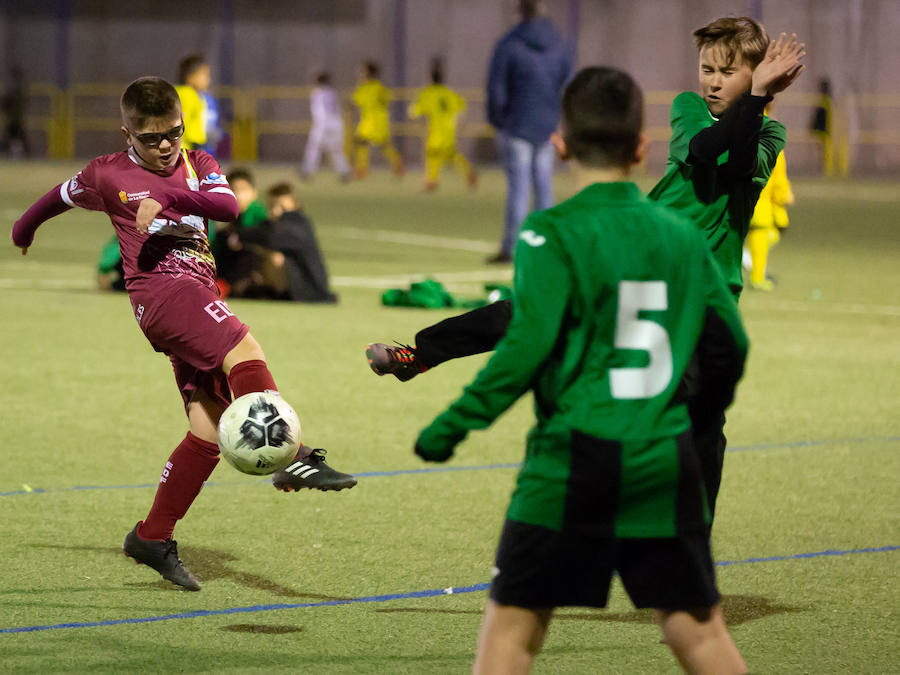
[648,19,803,298]
[414,66,749,675]
[367,17,804,517]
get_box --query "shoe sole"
[122,548,201,591]
[272,479,357,493]
[365,344,391,376]
[365,343,420,382]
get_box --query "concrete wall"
[1,0,897,171]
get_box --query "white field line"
[795,183,900,203]
[326,226,497,253]
[0,277,94,289]
[1,274,899,319]
[753,298,900,318]
[331,268,512,289]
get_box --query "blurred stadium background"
[1,0,898,173]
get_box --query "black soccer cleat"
[273,447,358,492]
[123,522,201,591]
[365,342,424,382]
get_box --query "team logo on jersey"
[200,172,228,187]
[519,230,546,247]
[119,189,151,203]
[69,174,84,196]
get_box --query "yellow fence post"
[231,89,258,162]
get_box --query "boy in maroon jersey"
[11,77,356,591]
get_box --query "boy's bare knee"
[222,333,266,374]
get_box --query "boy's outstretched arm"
[11,184,73,254]
[136,186,239,233]
[416,218,570,461]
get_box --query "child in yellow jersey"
[352,60,404,179]
[746,147,793,291]
[174,55,210,150]
[409,58,477,191]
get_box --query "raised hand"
[751,33,806,97]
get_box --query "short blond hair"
[693,17,769,69]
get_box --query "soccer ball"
[218,392,301,475]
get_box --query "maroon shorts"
[128,275,249,412]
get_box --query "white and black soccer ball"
[218,392,301,475]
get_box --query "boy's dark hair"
[519,0,544,20]
[693,17,769,68]
[267,182,294,199]
[430,57,444,85]
[178,54,208,85]
[120,77,181,128]
[364,60,380,79]
[316,72,331,86]
[227,168,255,186]
[561,67,643,169]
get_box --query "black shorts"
[490,519,720,611]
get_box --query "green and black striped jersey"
[421,182,748,537]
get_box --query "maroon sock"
[138,432,220,541]
[227,359,278,398]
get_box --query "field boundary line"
[755,298,900,318]
[1,545,896,635]
[331,268,512,288]
[3,274,900,319]
[327,225,496,253]
[1,436,897,498]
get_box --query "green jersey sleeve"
[668,92,714,165]
[754,118,787,187]
[417,214,572,450]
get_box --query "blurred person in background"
[352,60,405,179]
[212,168,268,297]
[1,66,30,157]
[302,72,351,182]
[409,56,477,192]
[810,77,833,176]
[264,182,338,304]
[486,0,573,264]
[175,55,211,151]
[744,142,793,291]
[200,86,224,157]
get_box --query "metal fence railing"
[22,82,897,175]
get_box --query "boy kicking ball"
[414,67,750,674]
[11,77,355,591]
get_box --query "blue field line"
[1,435,898,498]
[726,435,900,453]
[1,545,896,635]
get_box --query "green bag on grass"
[381,279,512,309]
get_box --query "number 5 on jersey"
[610,281,673,400]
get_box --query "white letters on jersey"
[610,281,674,400]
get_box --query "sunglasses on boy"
[129,121,185,148]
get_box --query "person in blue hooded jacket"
[486,0,573,264]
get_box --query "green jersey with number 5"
[423,182,748,537]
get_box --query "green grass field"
[1,161,898,673]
